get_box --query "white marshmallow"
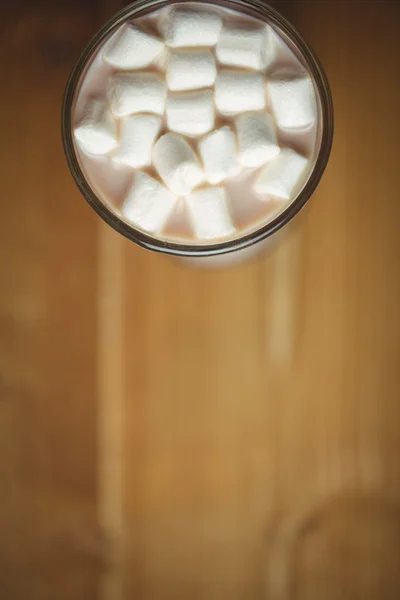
[112,114,161,168]
[122,172,176,233]
[186,186,235,240]
[108,73,166,118]
[153,133,204,195]
[103,24,164,70]
[216,23,267,70]
[268,70,317,129]
[166,49,217,91]
[236,113,280,168]
[198,126,238,184]
[74,98,117,156]
[264,25,287,69]
[166,90,214,137]
[264,26,305,71]
[253,148,309,199]
[215,70,266,115]
[161,7,222,48]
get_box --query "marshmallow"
[215,70,266,115]
[186,186,235,240]
[74,98,117,156]
[264,25,287,69]
[236,113,280,168]
[216,23,267,70]
[108,73,166,118]
[166,90,214,137]
[103,24,164,70]
[253,148,309,199]
[153,133,204,195]
[198,126,238,184]
[268,71,317,129]
[112,114,161,168]
[166,49,217,91]
[264,26,304,71]
[121,172,176,233]
[161,7,222,48]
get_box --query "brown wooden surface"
[1,1,400,599]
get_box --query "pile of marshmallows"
[74,6,316,241]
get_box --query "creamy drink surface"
[72,2,321,246]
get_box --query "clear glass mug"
[62,0,334,263]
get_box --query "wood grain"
[1,1,399,599]
[0,2,102,599]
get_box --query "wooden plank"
[0,2,101,599]
[120,1,400,599]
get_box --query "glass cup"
[62,0,334,261]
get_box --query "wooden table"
[1,1,399,598]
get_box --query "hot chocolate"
[65,1,332,255]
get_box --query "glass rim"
[62,0,334,257]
